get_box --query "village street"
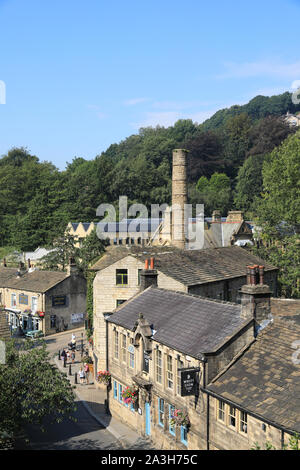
[16,328,152,451]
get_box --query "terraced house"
[98,264,300,450]
[91,245,278,372]
[0,258,86,336]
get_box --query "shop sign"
[71,313,84,323]
[19,294,28,305]
[178,367,200,396]
[52,295,67,307]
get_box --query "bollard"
[74,372,78,384]
[69,364,72,376]
[58,350,60,360]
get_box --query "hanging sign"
[178,367,200,397]
[52,295,67,307]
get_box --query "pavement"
[53,338,153,450]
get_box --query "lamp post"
[81,332,84,358]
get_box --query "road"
[16,328,124,451]
[20,398,123,450]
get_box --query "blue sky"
[0,0,300,169]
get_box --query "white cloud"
[123,97,150,106]
[217,60,300,80]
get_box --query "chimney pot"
[145,259,149,270]
[259,266,265,285]
[150,257,154,269]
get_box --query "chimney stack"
[66,256,78,276]
[171,149,188,249]
[140,258,158,291]
[212,210,221,223]
[240,265,272,332]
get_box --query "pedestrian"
[79,367,85,385]
[84,362,90,385]
[66,349,71,363]
[71,350,75,364]
[61,348,67,362]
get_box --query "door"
[145,402,151,436]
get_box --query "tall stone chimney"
[140,258,158,291]
[66,257,78,276]
[171,149,188,249]
[212,210,221,223]
[240,265,272,333]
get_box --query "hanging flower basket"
[23,309,32,314]
[37,311,45,318]
[97,370,111,385]
[121,386,138,405]
[169,409,190,428]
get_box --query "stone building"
[98,264,299,450]
[0,259,86,336]
[91,245,278,371]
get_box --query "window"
[137,269,143,285]
[113,380,118,400]
[116,299,126,307]
[158,398,164,427]
[11,293,17,307]
[129,339,135,369]
[169,405,175,436]
[118,384,123,404]
[156,349,162,384]
[167,355,173,389]
[116,269,128,286]
[181,426,188,446]
[114,331,119,359]
[229,406,236,428]
[143,349,150,374]
[177,358,183,395]
[240,411,248,434]
[218,400,225,422]
[121,334,126,363]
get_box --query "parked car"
[25,330,44,339]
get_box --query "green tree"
[195,172,232,215]
[234,154,266,214]
[256,131,300,235]
[0,339,76,448]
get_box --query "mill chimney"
[171,149,188,249]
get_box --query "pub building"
[101,262,257,450]
[99,263,300,450]
[0,258,86,336]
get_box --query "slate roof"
[107,287,249,357]
[0,267,19,284]
[207,315,300,433]
[1,270,69,293]
[90,245,278,286]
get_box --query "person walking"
[84,362,90,385]
[71,350,76,364]
[79,367,85,385]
